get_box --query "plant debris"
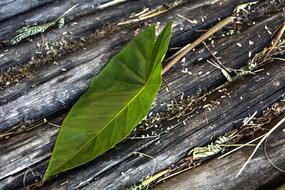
[10,5,77,45]
[136,98,285,188]
[117,0,184,26]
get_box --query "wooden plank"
[1,24,285,190]
[1,0,281,132]
[0,0,253,175]
[80,61,285,190]
[0,0,284,189]
[50,60,285,189]
[154,117,285,190]
[0,0,55,22]
[0,0,180,71]
[1,59,284,189]
[0,0,116,43]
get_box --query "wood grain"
[0,0,284,189]
[0,0,55,22]
[155,120,285,190]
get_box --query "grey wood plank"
[0,0,55,22]
[154,117,285,190]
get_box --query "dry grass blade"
[118,0,183,26]
[218,134,264,159]
[264,131,285,173]
[203,42,232,74]
[236,116,285,177]
[97,0,128,9]
[141,169,170,187]
[273,58,285,62]
[156,167,195,183]
[203,41,234,82]
[162,16,234,74]
[265,22,285,58]
[162,78,178,105]
[130,152,157,190]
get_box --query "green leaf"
[43,22,172,180]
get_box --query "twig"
[118,1,182,26]
[242,111,258,127]
[128,135,160,140]
[97,0,128,9]
[203,42,232,73]
[162,16,235,74]
[218,134,265,159]
[52,4,78,26]
[236,116,285,177]
[273,57,285,62]
[264,131,285,173]
[219,144,256,147]
[162,78,178,106]
[132,152,156,190]
[44,118,61,128]
[118,8,168,26]
[177,14,197,24]
[156,166,194,183]
[265,22,285,59]
[23,168,43,188]
[207,59,233,82]
[141,169,170,186]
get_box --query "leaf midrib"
[51,64,158,174]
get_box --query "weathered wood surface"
[1,58,283,190]
[0,0,117,43]
[0,0,263,132]
[0,0,55,22]
[0,0,284,189]
[78,60,285,190]
[277,183,285,190]
[0,1,258,131]
[0,0,177,72]
[155,119,285,190]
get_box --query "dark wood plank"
[154,117,285,190]
[1,58,284,190]
[0,0,180,72]
[0,0,116,43]
[46,59,285,190]
[0,0,284,189]
[1,0,280,132]
[0,0,55,22]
